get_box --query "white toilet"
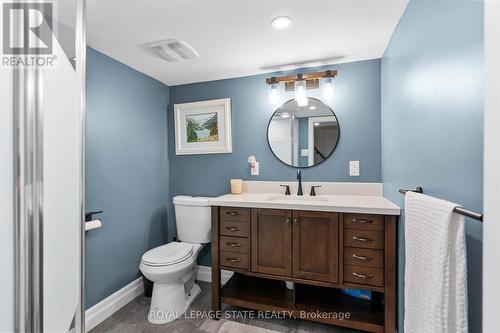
[139,196,211,324]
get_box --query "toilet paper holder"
[85,210,103,222]
[85,211,103,231]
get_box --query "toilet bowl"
[140,242,202,324]
[139,196,212,324]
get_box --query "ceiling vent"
[149,39,199,62]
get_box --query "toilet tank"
[173,196,212,243]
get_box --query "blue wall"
[381,1,483,332]
[85,48,170,308]
[168,59,382,265]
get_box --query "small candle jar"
[230,179,243,194]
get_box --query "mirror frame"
[266,97,341,169]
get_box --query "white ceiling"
[87,0,408,86]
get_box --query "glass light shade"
[295,80,308,107]
[268,82,280,105]
[322,76,334,98]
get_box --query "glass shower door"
[43,1,86,331]
[0,0,86,331]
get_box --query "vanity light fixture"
[265,70,338,105]
[271,16,293,29]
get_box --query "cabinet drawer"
[220,220,249,238]
[220,236,248,253]
[344,214,383,231]
[220,251,249,270]
[344,265,384,287]
[344,229,384,250]
[344,247,383,268]
[220,207,250,222]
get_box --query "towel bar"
[399,187,483,222]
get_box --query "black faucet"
[297,170,303,196]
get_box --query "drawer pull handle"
[353,272,374,279]
[286,218,292,224]
[352,254,374,261]
[352,236,372,242]
[227,258,241,263]
[226,211,241,216]
[352,218,373,224]
[226,226,241,231]
[226,242,241,247]
[293,218,299,224]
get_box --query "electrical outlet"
[349,161,360,176]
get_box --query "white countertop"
[210,192,400,216]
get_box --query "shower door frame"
[12,0,87,331]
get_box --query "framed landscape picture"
[174,98,232,155]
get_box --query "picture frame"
[174,98,232,155]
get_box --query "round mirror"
[267,98,340,168]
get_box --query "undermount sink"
[267,195,328,202]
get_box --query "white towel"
[404,191,468,333]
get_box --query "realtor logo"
[1,1,56,67]
[2,2,53,55]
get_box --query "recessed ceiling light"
[271,16,293,29]
[309,106,317,110]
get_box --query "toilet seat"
[142,242,193,267]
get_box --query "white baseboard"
[195,265,233,285]
[85,277,144,332]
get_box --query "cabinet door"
[292,211,339,282]
[251,209,292,276]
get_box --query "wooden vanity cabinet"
[251,209,292,276]
[291,210,339,283]
[250,209,338,282]
[212,206,397,333]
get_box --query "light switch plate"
[349,161,360,176]
[301,149,309,156]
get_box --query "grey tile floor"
[90,281,361,333]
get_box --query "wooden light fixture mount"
[266,70,337,92]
